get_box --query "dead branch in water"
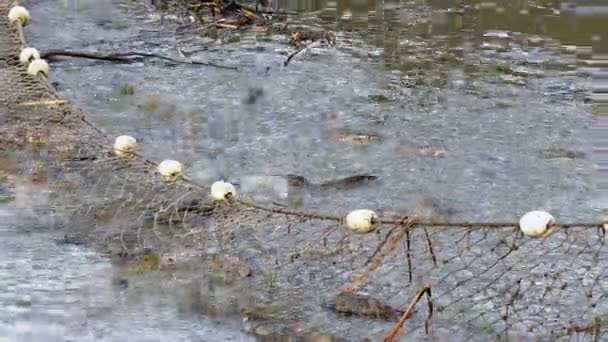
[40,50,239,70]
[283,41,322,66]
[383,285,433,342]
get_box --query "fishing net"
[1,1,607,340]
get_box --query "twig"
[363,219,405,267]
[383,285,433,342]
[236,198,343,222]
[405,229,413,283]
[345,218,416,293]
[283,41,322,67]
[214,23,239,30]
[40,50,239,70]
[16,99,68,107]
[423,227,438,266]
[291,223,339,260]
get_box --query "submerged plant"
[127,252,160,274]
[119,84,135,96]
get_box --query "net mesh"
[1,1,607,340]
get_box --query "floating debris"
[398,145,447,158]
[483,30,511,39]
[541,148,585,160]
[335,129,383,145]
[207,254,252,283]
[126,249,161,274]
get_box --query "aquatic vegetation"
[127,252,160,274]
[494,64,512,74]
[334,129,383,145]
[261,271,280,290]
[119,84,135,96]
[541,148,585,161]
[207,254,252,284]
[141,96,161,112]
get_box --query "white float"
[211,181,236,201]
[158,160,183,183]
[19,47,40,65]
[519,210,555,238]
[346,209,379,234]
[113,135,137,157]
[27,59,49,76]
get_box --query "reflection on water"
[276,0,608,72]
[280,0,607,42]
[274,0,608,215]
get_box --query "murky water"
[3,0,607,340]
[23,0,605,222]
[0,198,254,342]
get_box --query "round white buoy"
[113,135,137,157]
[345,209,379,234]
[19,47,40,65]
[210,181,236,201]
[158,160,183,183]
[27,59,49,77]
[8,6,30,26]
[519,210,555,238]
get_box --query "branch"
[283,41,322,67]
[40,50,239,70]
[383,285,433,342]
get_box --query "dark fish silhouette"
[285,174,378,191]
[322,292,404,320]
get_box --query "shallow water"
[4,0,608,340]
[23,0,605,222]
[0,208,253,342]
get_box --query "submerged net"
[1,1,607,340]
